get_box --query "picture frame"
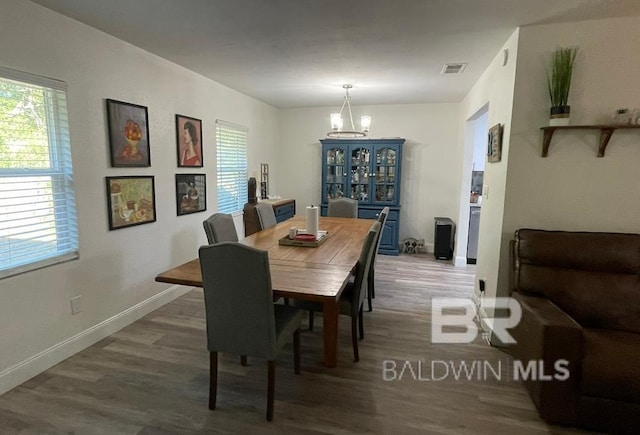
[260,163,269,199]
[106,176,156,230]
[487,123,503,163]
[106,99,151,167]
[175,114,203,167]
[176,173,207,216]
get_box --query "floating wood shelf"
[540,125,640,157]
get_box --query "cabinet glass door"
[374,147,397,203]
[349,146,371,203]
[324,147,347,200]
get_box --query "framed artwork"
[106,176,156,230]
[106,99,151,167]
[487,123,503,163]
[175,114,203,167]
[176,173,207,216]
[260,163,269,199]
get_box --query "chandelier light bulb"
[360,115,371,132]
[330,113,343,131]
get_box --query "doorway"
[454,104,488,267]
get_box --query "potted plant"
[546,46,579,126]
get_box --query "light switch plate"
[482,184,489,200]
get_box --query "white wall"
[278,103,461,248]
[0,0,279,393]
[455,31,519,301]
[496,16,640,297]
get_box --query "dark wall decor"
[106,176,156,230]
[106,99,151,167]
[176,173,207,216]
[175,114,203,167]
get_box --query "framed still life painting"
[106,99,151,167]
[106,176,156,230]
[176,173,206,216]
[175,114,203,167]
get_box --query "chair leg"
[240,355,247,366]
[293,328,301,375]
[369,273,375,299]
[308,310,314,331]
[367,285,373,312]
[369,268,376,299]
[267,360,275,421]
[358,306,364,340]
[209,351,218,410]
[351,316,359,362]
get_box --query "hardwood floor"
[0,254,593,434]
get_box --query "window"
[0,66,78,279]
[216,120,247,214]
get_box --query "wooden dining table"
[155,215,374,367]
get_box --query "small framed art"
[176,173,207,216]
[487,123,503,163]
[176,114,203,167]
[106,99,151,167]
[106,176,156,230]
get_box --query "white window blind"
[0,66,79,279]
[216,120,247,214]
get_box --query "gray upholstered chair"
[255,202,277,230]
[298,222,380,362]
[199,242,304,421]
[203,213,238,244]
[327,197,358,218]
[367,206,389,311]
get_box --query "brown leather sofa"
[509,229,640,433]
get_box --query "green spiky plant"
[546,46,579,108]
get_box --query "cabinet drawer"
[358,208,399,221]
[274,203,295,217]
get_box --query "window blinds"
[216,120,248,214]
[0,66,79,279]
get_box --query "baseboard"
[0,284,192,396]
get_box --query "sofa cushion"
[513,229,640,334]
[581,328,640,403]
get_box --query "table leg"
[322,300,340,367]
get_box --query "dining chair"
[199,242,304,421]
[255,202,277,230]
[367,206,389,311]
[327,197,358,218]
[297,222,380,362]
[202,213,238,244]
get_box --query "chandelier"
[327,84,371,138]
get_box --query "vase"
[549,105,570,126]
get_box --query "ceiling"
[30,0,640,108]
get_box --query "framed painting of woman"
[175,114,203,167]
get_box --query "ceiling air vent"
[441,63,467,74]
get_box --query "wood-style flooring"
[0,254,593,434]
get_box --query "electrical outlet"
[70,296,82,315]
[479,279,486,293]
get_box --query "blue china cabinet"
[320,138,404,255]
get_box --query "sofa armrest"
[511,292,583,425]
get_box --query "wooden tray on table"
[278,230,329,248]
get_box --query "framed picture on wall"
[176,173,207,216]
[487,123,503,163]
[106,99,151,167]
[106,176,156,230]
[175,114,203,167]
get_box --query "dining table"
[155,215,374,367]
